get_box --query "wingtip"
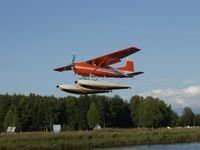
[126,46,141,52]
[132,46,141,51]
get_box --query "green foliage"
[0,94,199,132]
[179,107,195,126]
[3,109,16,130]
[194,114,200,126]
[109,95,132,127]
[130,96,179,128]
[66,96,79,130]
[139,97,164,128]
[130,95,143,127]
[95,95,111,127]
[169,109,179,127]
[78,95,90,130]
[87,103,100,128]
[0,94,12,131]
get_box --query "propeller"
[53,53,77,72]
[70,53,77,75]
[71,53,76,66]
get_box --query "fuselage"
[72,62,131,78]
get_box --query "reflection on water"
[95,142,200,150]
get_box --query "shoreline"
[1,128,200,150]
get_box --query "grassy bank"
[1,128,200,150]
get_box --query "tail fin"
[117,59,134,72]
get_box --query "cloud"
[140,85,200,109]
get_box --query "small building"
[6,126,16,133]
[93,124,101,130]
[53,124,61,133]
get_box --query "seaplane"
[54,47,143,94]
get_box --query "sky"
[1,0,200,113]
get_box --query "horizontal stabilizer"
[128,71,144,76]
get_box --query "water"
[95,142,200,150]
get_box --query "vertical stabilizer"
[117,59,134,72]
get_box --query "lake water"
[95,142,200,150]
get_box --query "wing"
[86,47,140,67]
[53,65,72,72]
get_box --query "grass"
[0,128,200,150]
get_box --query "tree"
[179,107,195,126]
[130,96,143,127]
[93,95,111,127]
[139,97,172,128]
[0,93,196,131]
[43,97,59,131]
[87,103,101,129]
[0,94,12,132]
[56,98,68,127]
[120,102,132,128]
[15,96,32,131]
[3,109,16,130]
[77,95,90,130]
[139,97,160,127]
[193,114,200,126]
[66,97,79,130]
[108,95,132,127]
[168,108,179,127]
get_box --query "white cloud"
[140,85,200,109]
[182,86,200,96]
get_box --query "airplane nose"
[56,85,59,88]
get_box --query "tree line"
[0,94,200,132]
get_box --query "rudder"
[117,59,134,72]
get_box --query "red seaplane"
[54,47,143,94]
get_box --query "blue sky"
[1,0,200,111]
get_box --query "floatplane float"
[57,79,131,94]
[54,47,143,94]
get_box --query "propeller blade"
[54,53,77,72]
[71,53,76,65]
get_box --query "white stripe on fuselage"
[75,66,126,75]
[120,70,134,74]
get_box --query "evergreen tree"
[193,114,200,126]
[0,94,197,131]
[87,103,100,129]
[120,102,132,128]
[168,108,179,127]
[95,95,111,127]
[0,94,12,132]
[109,95,131,127]
[179,107,195,126]
[3,109,16,130]
[77,95,90,130]
[66,97,79,130]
